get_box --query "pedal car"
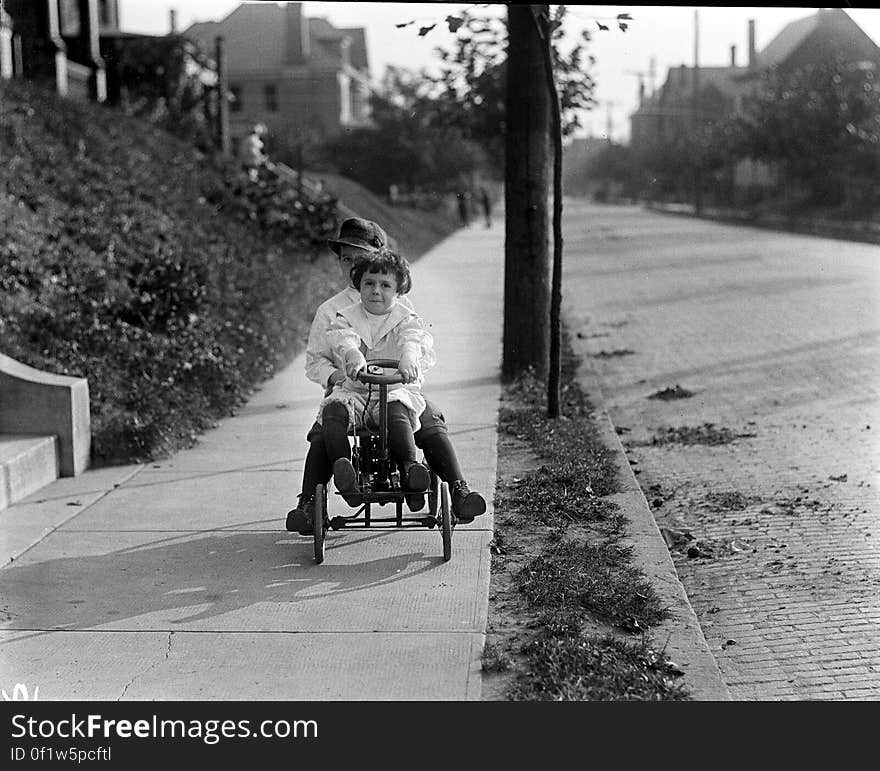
[312,359,452,565]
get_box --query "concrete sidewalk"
[0,224,501,701]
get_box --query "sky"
[117,2,880,144]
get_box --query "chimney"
[748,19,756,68]
[285,2,309,65]
[169,9,177,34]
[730,45,736,68]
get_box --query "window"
[230,85,242,113]
[264,83,278,112]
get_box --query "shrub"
[0,79,340,464]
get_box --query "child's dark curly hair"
[350,248,413,294]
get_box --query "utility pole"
[215,36,230,156]
[603,100,620,143]
[692,8,703,213]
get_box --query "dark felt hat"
[327,217,388,255]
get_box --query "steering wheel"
[357,358,405,386]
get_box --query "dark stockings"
[299,434,333,499]
[321,400,418,469]
[417,427,464,483]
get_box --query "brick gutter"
[646,202,880,246]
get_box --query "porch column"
[76,0,105,101]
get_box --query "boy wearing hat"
[286,217,486,534]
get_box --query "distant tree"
[732,58,880,209]
[320,68,487,196]
[417,6,598,171]
[104,34,218,151]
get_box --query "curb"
[578,371,732,701]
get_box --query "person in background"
[239,124,267,181]
[456,190,471,227]
[479,187,492,228]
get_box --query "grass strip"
[484,328,690,700]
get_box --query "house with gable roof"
[630,9,880,154]
[183,2,374,152]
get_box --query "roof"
[755,8,880,68]
[632,8,880,119]
[182,3,369,74]
[184,5,285,72]
[755,11,819,68]
[635,64,744,113]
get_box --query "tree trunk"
[503,4,551,381]
[530,6,564,418]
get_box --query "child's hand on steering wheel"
[344,351,367,380]
[397,353,419,384]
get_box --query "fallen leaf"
[446,15,464,33]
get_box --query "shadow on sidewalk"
[0,529,446,643]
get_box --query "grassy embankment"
[0,79,457,466]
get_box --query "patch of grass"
[516,540,669,633]
[481,641,514,673]
[509,631,689,701]
[501,469,623,530]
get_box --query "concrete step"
[0,434,59,511]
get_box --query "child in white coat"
[318,249,435,504]
[286,218,486,536]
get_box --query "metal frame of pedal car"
[313,359,452,564]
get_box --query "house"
[630,9,880,153]
[183,2,374,151]
[1,0,120,101]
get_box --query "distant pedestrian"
[456,190,471,227]
[239,124,267,181]
[479,187,492,228]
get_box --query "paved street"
[565,202,880,700]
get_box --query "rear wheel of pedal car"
[440,481,452,562]
[314,484,327,564]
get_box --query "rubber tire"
[440,481,452,562]
[314,483,326,564]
